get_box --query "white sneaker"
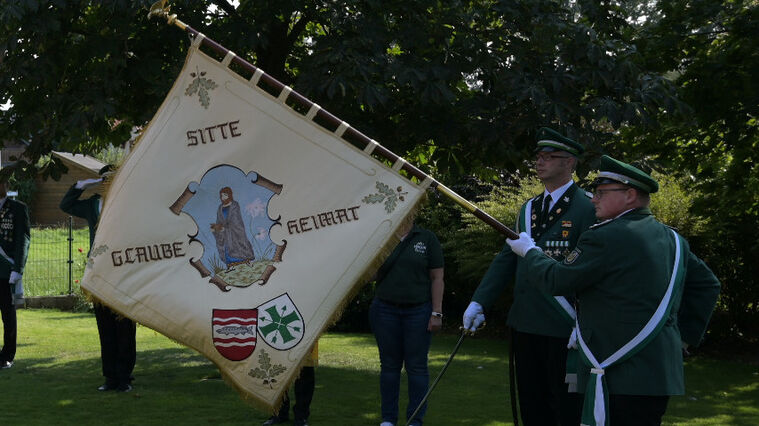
[380,422,394,426]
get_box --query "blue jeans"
[369,298,432,426]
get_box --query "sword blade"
[405,329,468,426]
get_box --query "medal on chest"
[0,207,13,243]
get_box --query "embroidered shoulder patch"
[563,248,582,264]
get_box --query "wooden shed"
[31,152,105,227]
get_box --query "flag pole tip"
[147,0,170,19]
[147,0,186,30]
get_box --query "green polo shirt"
[375,225,444,304]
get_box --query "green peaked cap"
[595,155,659,193]
[535,127,584,156]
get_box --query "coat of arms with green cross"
[256,293,304,350]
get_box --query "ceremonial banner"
[81,35,427,409]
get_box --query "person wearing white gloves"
[0,177,30,370]
[507,155,720,426]
[462,128,596,425]
[60,165,137,392]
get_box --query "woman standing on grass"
[369,220,445,426]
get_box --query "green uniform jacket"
[525,208,721,395]
[59,185,101,249]
[472,183,596,337]
[0,198,31,278]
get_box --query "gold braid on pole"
[147,0,187,30]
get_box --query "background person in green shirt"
[507,155,721,426]
[370,220,444,426]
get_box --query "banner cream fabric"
[81,44,427,409]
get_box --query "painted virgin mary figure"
[210,187,255,269]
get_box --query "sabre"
[404,328,475,426]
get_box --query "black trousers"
[609,394,669,426]
[275,366,315,421]
[94,304,137,385]
[513,330,582,426]
[0,279,16,363]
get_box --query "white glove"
[506,232,539,257]
[9,271,22,284]
[463,301,485,332]
[75,178,103,190]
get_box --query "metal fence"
[25,217,90,297]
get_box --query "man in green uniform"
[507,155,721,426]
[60,165,137,392]
[0,178,30,369]
[463,128,596,425]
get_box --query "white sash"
[577,229,684,426]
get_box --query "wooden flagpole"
[148,1,518,239]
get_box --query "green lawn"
[0,309,756,425]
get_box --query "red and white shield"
[212,309,258,361]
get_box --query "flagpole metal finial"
[147,0,186,30]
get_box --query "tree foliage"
[618,0,759,343]
[1,0,679,180]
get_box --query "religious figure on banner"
[170,164,286,291]
[212,186,256,269]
